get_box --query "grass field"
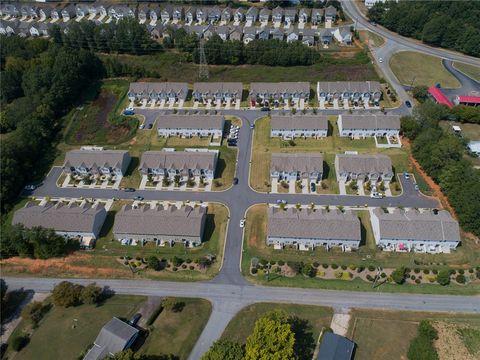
[250,116,410,192]
[221,303,332,348]
[8,295,145,360]
[347,309,480,360]
[241,204,480,295]
[359,30,385,48]
[139,298,212,360]
[102,51,379,84]
[390,51,461,88]
[64,79,138,145]
[453,62,480,82]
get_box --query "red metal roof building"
[428,86,454,109]
[454,95,480,107]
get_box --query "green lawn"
[250,116,409,192]
[453,62,480,82]
[221,303,332,347]
[347,309,480,360]
[8,295,145,360]
[359,30,385,48]
[390,51,461,88]
[241,204,480,295]
[139,298,212,360]
[64,79,138,145]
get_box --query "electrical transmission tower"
[198,38,209,80]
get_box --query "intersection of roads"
[5,3,480,358]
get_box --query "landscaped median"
[241,204,480,295]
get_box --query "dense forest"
[400,102,480,237]
[0,36,103,214]
[368,0,480,57]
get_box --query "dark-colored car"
[123,110,135,116]
[233,177,239,185]
[405,100,412,108]
[124,187,135,192]
[147,123,153,129]
[260,107,270,112]
[250,124,255,129]
[127,313,141,326]
[310,182,316,192]
[134,196,144,201]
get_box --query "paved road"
[4,276,479,359]
[442,60,480,99]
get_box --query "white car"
[139,124,145,129]
[370,192,383,199]
[240,219,245,228]
[379,58,383,63]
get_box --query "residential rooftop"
[271,153,324,173]
[340,114,400,130]
[271,115,328,130]
[335,154,392,174]
[156,114,224,130]
[139,150,218,171]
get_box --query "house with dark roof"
[272,6,283,25]
[221,7,232,22]
[156,114,224,138]
[284,9,297,26]
[311,8,323,25]
[139,149,218,182]
[83,317,139,360]
[324,5,337,22]
[63,149,131,177]
[371,208,461,252]
[271,115,328,139]
[317,332,355,360]
[338,114,400,138]
[335,154,393,182]
[113,205,207,246]
[267,207,361,250]
[61,5,76,22]
[13,202,107,240]
[233,8,245,23]
[271,153,324,182]
[259,8,271,23]
[299,8,310,24]
[246,7,259,24]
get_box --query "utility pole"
[198,38,209,80]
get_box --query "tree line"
[368,1,480,57]
[400,101,480,236]
[0,36,104,215]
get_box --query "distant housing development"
[335,154,393,182]
[63,149,131,177]
[316,81,382,109]
[270,153,324,182]
[270,115,328,139]
[156,114,224,139]
[370,208,461,253]
[267,207,361,250]
[337,114,400,138]
[113,204,207,247]
[13,202,107,240]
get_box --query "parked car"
[124,188,135,192]
[139,124,145,129]
[405,100,412,108]
[127,313,141,326]
[24,183,42,191]
[123,109,135,116]
[233,177,239,185]
[310,182,316,192]
[134,196,144,201]
[240,219,245,228]
[370,192,383,199]
[250,124,255,129]
[260,107,270,112]
[378,57,383,63]
[415,184,419,191]
[403,172,410,180]
[276,199,287,205]
[147,123,153,129]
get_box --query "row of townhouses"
[267,206,460,252]
[270,153,394,184]
[13,202,207,247]
[0,3,338,27]
[127,81,381,108]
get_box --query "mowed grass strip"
[9,295,145,360]
[140,298,212,360]
[390,51,461,88]
[221,302,332,345]
[453,62,480,82]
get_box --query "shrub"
[423,269,430,274]
[181,264,187,269]
[458,269,465,275]
[411,275,416,280]
[147,256,162,271]
[366,274,373,281]
[322,263,329,269]
[52,281,83,307]
[186,258,192,264]
[340,265,347,270]
[331,264,338,269]
[278,260,285,266]
[172,256,183,267]
[368,265,375,272]
[414,268,420,273]
[11,335,29,352]
[161,298,185,312]
[456,274,466,284]
[468,268,474,274]
[391,267,407,284]
[357,266,364,273]
[432,269,438,275]
[380,272,387,278]
[251,268,258,274]
[172,267,178,272]
[313,262,319,268]
[80,283,103,305]
[21,301,49,326]
[415,279,421,284]
[437,269,451,286]
[259,258,269,266]
[189,265,194,270]
[349,264,356,271]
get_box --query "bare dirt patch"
[433,322,476,360]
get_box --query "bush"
[455,274,466,284]
[11,335,29,352]
[458,269,465,275]
[21,301,49,326]
[172,267,178,272]
[349,264,356,271]
[423,269,430,274]
[322,263,329,269]
[161,298,185,313]
[415,279,421,284]
[391,267,407,284]
[331,264,338,269]
[357,266,364,273]
[313,262,319,268]
[432,269,438,275]
[52,281,83,307]
[80,283,103,305]
[278,260,285,266]
[147,256,162,271]
[380,272,387,278]
[368,265,375,272]
[411,275,416,280]
[172,256,183,267]
[189,265,195,270]
[437,269,451,286]
[181,264,187,269]
[341,265,347,270]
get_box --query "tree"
[147,256,162,271]
[80,283,103,304]
[411,86,429,103]
[161,298,185,313]
[21,301,49,326]
[391,267,406,284]
[11,335,29,352]
[201,340,245,360]
[106,349,147,360]
[244,310,295,360]
[436,269,451,286]
[52,281,83,307]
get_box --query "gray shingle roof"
[317,332,355,360]
[128,82,189,98]
[157,114,224,131]
[113,205,207,238]
[268,207,361,241]
[372,208,461,242]
[63,150,130,172]
[13,202,107,234]
[271,115,328,131]
[83,317,139,360]
[271,153,324,173]
[250,82,310,95]
[340,114,400,130]
[193,82,243,98]
[139,150,218,171]
[317,81,381,94]
[335,154,392,175]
